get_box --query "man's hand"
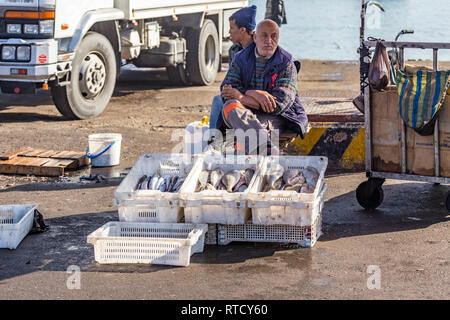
[222,84,244,100]
[245,90,277,113]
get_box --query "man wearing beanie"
[220,20,308,156]
[207,5,257,144]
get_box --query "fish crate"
[114,153,199,223]
[0,204,37,249]
[217,212,323,248]
[87,222,208,266]
[247,156,328,226]
[179,154,265,225]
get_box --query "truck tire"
[186,19,219,86]
[51,32,117,120]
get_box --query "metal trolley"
[356,1,450,212]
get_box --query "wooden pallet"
[0,147,90,177]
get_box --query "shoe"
[352,94,365,114]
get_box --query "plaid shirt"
[222,50,299,115]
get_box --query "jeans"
[209,94,224,131]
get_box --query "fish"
[140,175,150,190]
[303,166,319,186]
[149,175,159,190]
[159,179,166,192]
[273,177,284,190]
[196,170,210,192]
[283,169,300,185]
[300,183,315,194]
[168,176,178,192]
[135,175,147,191]
[244,168,255,184]
[210,169,225,189]
[237,184,248,193]
[222,170,242,193]
[233,171,248,192]
[172,178,184,192]
[265,164,285,190]
[283,183,303,192]
[290,172,306,186]
[155,177,165,190]
[205,183,215,191]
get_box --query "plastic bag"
[369,39,390,91]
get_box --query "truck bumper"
[0,38,72,82]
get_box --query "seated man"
[209,5,257,136]
[219,19,308,155]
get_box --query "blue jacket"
[230,42,308,138]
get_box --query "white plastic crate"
[114,153,198,223]
[217,212,323,248]
[179,154,265,225]
[205,224,218,245]
[247,156,328,226]
[0,204,37,249]
[87,222,208,266]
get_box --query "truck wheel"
[51,32,117,120]
[186,19,219,86]
[166,64,189,86]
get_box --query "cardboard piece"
[371,86,450,177]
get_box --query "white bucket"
[87,133,122,167]
[184,117,210,154]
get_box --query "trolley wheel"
[446,191,450,213]
[356,180,385,210]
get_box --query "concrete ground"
[0,60,449,300]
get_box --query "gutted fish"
[303,166,319,186]
[205,183,216,191]
[283,183,303,192]
[300,183,315,194]
[210,169,225,189]
[244,168,255,184]
[237,184,248,193]
[265,164,285,190]
[196,170,210,192]
[222,170,241,193]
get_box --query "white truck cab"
[0,0,246,119]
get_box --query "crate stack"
[218,155,328,248]
[87,152,329,267]
[87,153,209,267]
